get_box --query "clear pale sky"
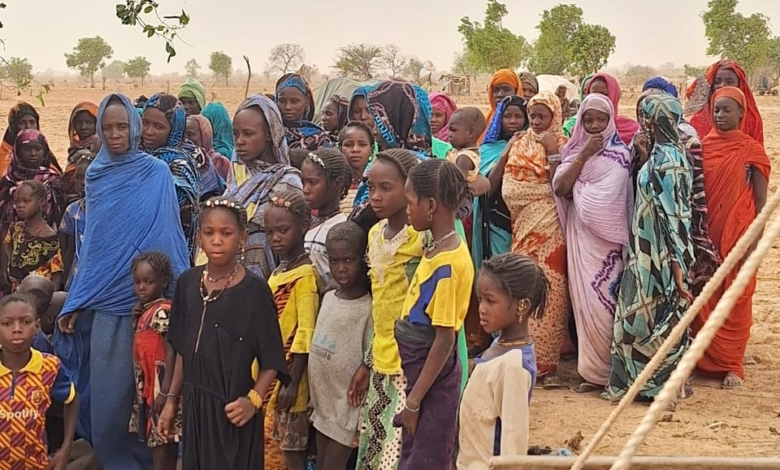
[4,0,780,75]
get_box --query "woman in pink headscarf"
[552,94,632,390]
[586,72,639,146]
[428,92,457,141]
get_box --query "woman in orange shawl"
[0,102,45,174]
[685,60,763,145]
[692,87,770,389]
[502,92,569,387]
[63,102,100,201]
[480,69,521,143]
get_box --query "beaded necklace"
[194,263,239,353]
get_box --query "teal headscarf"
[202,102,235,160]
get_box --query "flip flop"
[542,375,566,389]
[574,382,601,394]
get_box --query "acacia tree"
[125,56,151,85]
[185,58,200,78]
[333,44,383,79]
[383,44,406,78]
[568,24,616,77]
[65,36,114,87]
[703,0,771,78]
[452,50,478,78]
[266,43,305,75]
[458,0,529,73]
[100,60,125,90]
[528,4,582,75]
[209,51,232,85]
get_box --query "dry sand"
[11,80,780,460]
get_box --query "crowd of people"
[0,58,770,470]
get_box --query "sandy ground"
[8,80,780,461]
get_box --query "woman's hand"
[57,311,81,335]
[47,448,68,470]
[154,392,168,418]
[276,383,298,412]
[634,133,649,164]
[348,364,370,407]
[157,399,178,439]
[225,396,257,427]
[672,261,693,303]
[582,134,604,158]
[536,132,559,155]
[402,401,420,437]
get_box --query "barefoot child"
[458,254,549,469]
[158,197,289,470]
[301,149,351,288]
[339,121,376,213]
[396,158,474,469]
[264,190,320,470]
[309,221,373,470]
[1,180,64,292]
[59,151,92,290]
[129,251,179,470]
[0,293,79,470]
[356,149,422,470]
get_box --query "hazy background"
[4,0,780,74]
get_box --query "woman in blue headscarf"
[56,93,190,469]
[202,102,235,160]
[275,73,332,150]
[142,93,202,261]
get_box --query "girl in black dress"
[158,197,289,470]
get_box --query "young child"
[158,197,289,470]
[396,158,474,469]
[355,149,422,470]
[59,151,92,290]
[446,107,487,184]
[301,149,351,288]
[1,180,64,292]
[309,221,373,470]
[129,251,179,470]
[0,293,79,470]
[457,253,549,469]
[339,121,376,213]
[557,85,571,121]
[264,190,320,470]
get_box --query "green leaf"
[144,5,153,13]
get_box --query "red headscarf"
[428,92,457,141]
[481,69,521,143]
[585,72,639,146]
[686,60,763,145]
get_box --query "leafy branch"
[115,1,189,62]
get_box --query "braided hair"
[18,180,47,200]
[303,148,352,200]
[339,121,376,149]
[408,158,468,212]
[200,196,249,231]
[373,148,419,180]
[481,253,549,320]
[268,189,309,226]
[131,251,173,289]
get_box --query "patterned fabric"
[605,93,694,400]
[481,70,521,143]
[643,76,678,98]
[483,96,527,145]
[519,72,539,95]
[5,221,63,288]
[553,94,631,386]
[585,73,640,146]
[366,81,433,158]
[177,78,206,110]
[276,73,333,150]
[428,92,457,141]
[324,95,350,142]
[356,372,406,470]
[190,115,231,180]
[143,93,201,261]
[0,102,42,175]
[130,298,181,447]
[0,129,66,238]
[201,102,235,160]
[0,350,76,470]
[63,103,100,201]
[685,60,763,144]
[502,92,569,376]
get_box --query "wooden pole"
[490,456,780,470]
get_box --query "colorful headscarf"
[519,72,539,96]
[365,80,432,157]
[178,78,206,111]
[234,94,290,166]
[190,115,230,180]
[685,60,763,144]
[276,73,315,121]
[483,95,528,145]
[505,92,567,178]
[202,102,235,159]
[323,94,350,136]
[639,93,684,150]
[67,102,100,150]
[482,69,522,143]
[0,102,43,175]
[428,92,458,141]
[0,129,65,236]
[275,73,332,150]
[643,76,678,98]
[585,72,640,146]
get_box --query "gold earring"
[427,211,433,222]
[240,245,246,262]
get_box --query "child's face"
[404,178,430,232]
[133,260,167,305]
[73,110,97,141]
[0,302,37,355]
[19,141,45,169]
[327,240,364,290]
[265,205,306,258]
[14,185,43,221]
[448,115,474,149]
[502,105,526,135]
[476,272,519,335]
[199,208,246,268]
[301,159,336,212]
[582,109,610,135]
[368,159,408,221]
[340,128,372,174]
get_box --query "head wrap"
[481,69,521,143]
[643,76,678,98]
[202,102,235,159]
[275,73,330,149]
[178,78,206,111]
[505,92,567,179]
[483,95,528,145]
[428,92,458,141]
[275,73,315,121]
[67,102,100,149]
[190,114,231,181]
[519,72,539,95]
[639,93,684,148]
[365,80,432,157]
[324,94,350,135]
[586,72,639,146]
[234,94,290,165]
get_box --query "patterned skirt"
[356,371,406,470]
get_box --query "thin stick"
[243,55,252,99]
[570,188,780,470]
[492,455,780,470]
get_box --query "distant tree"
[404,57,425,83]
[3,57,33,89]
[452,50,479,78]
[266,43,305,75]
[333,44,383,80]
[185,58,200,78]
[65,36,114,88]
[125,56,151,86]
[764,37,780,83]
[209,51,232,86]
[458,0,530,73]
[702,0,771,77]
[624,65,657,86]
[528,4,583,75]
[683,64,706,77]
[568,24,616,77]
[383,44,407,78]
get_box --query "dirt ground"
[10,80,780,460]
